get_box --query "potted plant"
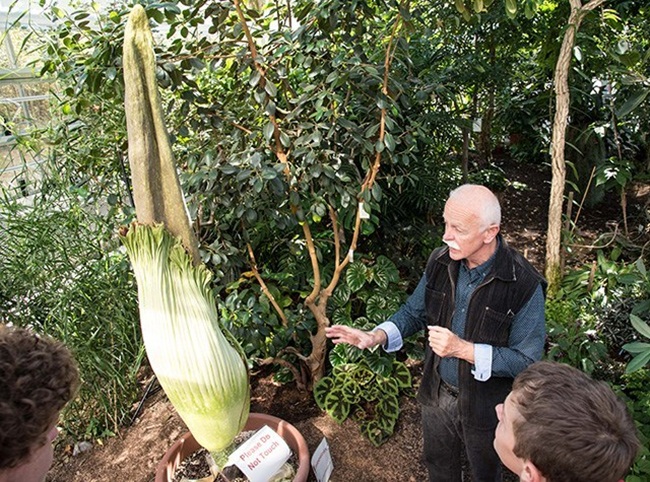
[120,5,309,480]
[155,413,310,482]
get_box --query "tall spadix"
[120,4,249,461]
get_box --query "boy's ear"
[520,460,546,482]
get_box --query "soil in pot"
[171,430,299,482]
[158,413,310,482]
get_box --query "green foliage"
[331,255,405,327]
[620,369,650,482]
[623,314,650,374]
[219,273,306,363]
[468,163,509,192]
[11,0,649,444]
[545,298,607,375]
[313,347,412,447]
[0,188,143,440]
[552,248,650,480]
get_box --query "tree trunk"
[545,0,605,294]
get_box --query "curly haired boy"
[0,325,79,482]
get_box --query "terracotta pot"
[155,412,310,482]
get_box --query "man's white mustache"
[443,239,461,250]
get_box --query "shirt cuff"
[374,322,403,353]
[472,344,493,381]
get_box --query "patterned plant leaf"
[313,377,334,411]
[360,420,391,447]
[376,376,399,396]
[325,388,351,424]
[366,353,393,377]
[331,283,351,307]
[377,393,400,420]
[392,361,412,388]
[346,262,368,292]
[372,255,400,288]
[353,364,375,385]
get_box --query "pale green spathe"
[122,224,250,453]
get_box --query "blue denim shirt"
[376,256,545,386]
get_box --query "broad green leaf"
[371,256,399,289]
[353,364,375,385]
[330,344,364,365]
[346,262,368,292]
[623,341,650,354]
[331,284,351,307]
[366,355,393,377]
[377,394,400,419]
[631,314,650,339]
[342,380,362,404]
[376,376,399,396]
[361,420,391,446]
[264,81,277,98]
[616,90,650,118]
[384,132,396,152]
[249,70,261,87]
[331,308,352,326]
[261,168,277,180]
[364,123,380,138]
[263,121,274,142]
[625,351,650,374]
[366,295,388,322]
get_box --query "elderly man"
[494,361,640,482]
[326,184,546,481]
[0,325,79,482]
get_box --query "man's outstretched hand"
[325,325,386,350]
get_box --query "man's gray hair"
[449,184,501,229]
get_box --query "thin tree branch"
[247,243,288,326]
[302,221,322,306]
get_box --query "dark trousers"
[421,388,502,482]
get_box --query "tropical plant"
[312,255,416,445]
[121,5,249,465]
[314,345,412,446]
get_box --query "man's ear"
[484,224,500,244]
[519,460,546,482]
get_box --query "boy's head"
[494,361,640,482]
[0,325,79,482]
